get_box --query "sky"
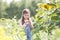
[3,0,21,4]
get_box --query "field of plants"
[0,0,60,40]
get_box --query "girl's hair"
[21,8,30,25]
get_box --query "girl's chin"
[24,18,29,20]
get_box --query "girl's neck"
[24,18,28,20]
[24,19,29,22]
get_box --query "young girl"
[18,9,33,40]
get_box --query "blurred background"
[0,0,60,40]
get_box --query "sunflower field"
[0,0,60,40]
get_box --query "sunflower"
[42,4,52,10]
[47,3,57,9]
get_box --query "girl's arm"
[18,19,26,28]
[29,19,34,30]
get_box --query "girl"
[18,9,33,40]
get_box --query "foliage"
[0,18,60,40]
[0,0,60,40]
[31,2,60,40]
[0,0,41,19]
[0,18,26,40]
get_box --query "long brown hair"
[21,9,30,25]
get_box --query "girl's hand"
[24,20,33,30]
[25,20,30,24]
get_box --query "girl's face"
[23,13,29,20]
